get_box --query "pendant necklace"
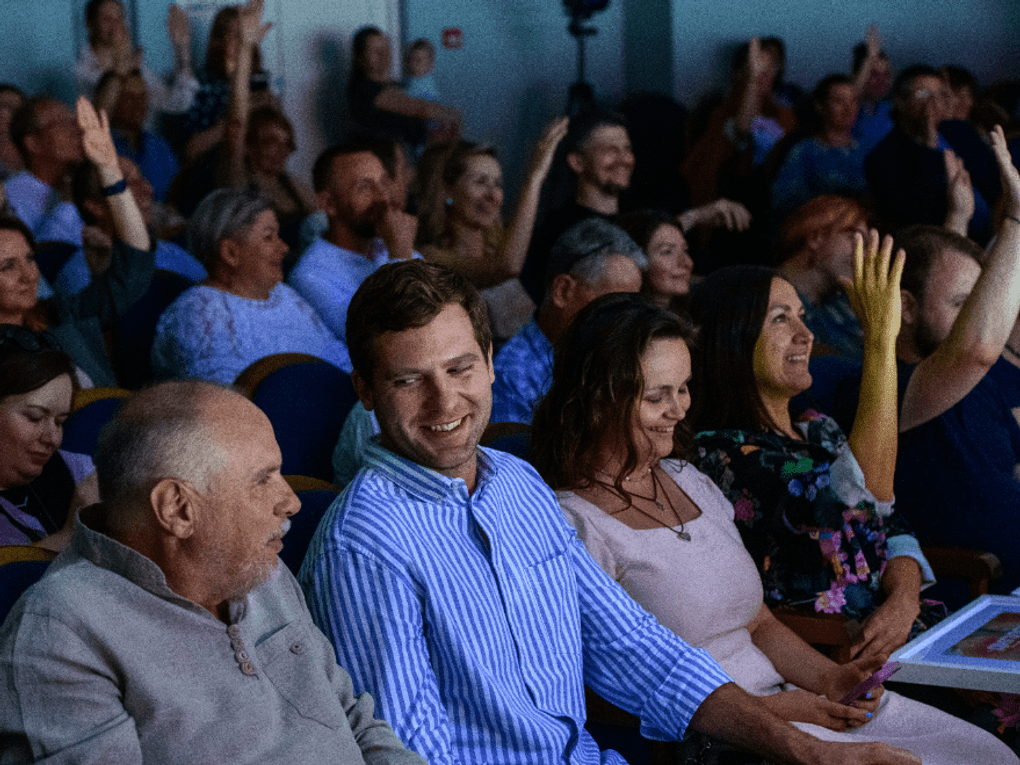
[595,466,691,541]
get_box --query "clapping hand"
[990,124,1020,221]
[239,0,272,49]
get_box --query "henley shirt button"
[240,661,256,676]
[289,642,305,655]
[227,625,241,638]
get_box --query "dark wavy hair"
[687,265,778,434]
[205,6,263,82]
[531,292,696,500]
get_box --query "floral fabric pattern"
[694,412,913,620]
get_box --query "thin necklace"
[595,466,691,541]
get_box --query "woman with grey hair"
[151,186,350,384]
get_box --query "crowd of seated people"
[2,2,1020,762]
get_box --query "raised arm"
[76,97,149,252]
[734,37,769,138]
[900,125,1020,431]
[217,0,271,187]
[852,24,883,98]
[374,88,461,133]
[166,5,195,82]
[844,230,904,501]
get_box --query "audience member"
[151,186,350,384]
[77,0,197,121]
[689,237,943,658]
[415,119,566,344]
[299,258,921,765]
[0,328,96,551]
[0,380,427,765]
[821,128,1020,595]
[0,98,153,388]
[403,38,440,103]
[0,85,25,181]
[850,24,894,155]
[682,37,797,209]
[616,208,694,311]
[942,66,978,123]
[180,0,272,164]
[56,153,204,294]
[777,195,869,360]
[347,26,459,151]
[772,75,868,217]
[865,65,999,244]
[532,292,1017,764]
[524,112,749,302]
[95,70,178,203]
[492,218,644,424]
[6,97,86,245]
[288,141,417,344]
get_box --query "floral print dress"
[694,412,935,624]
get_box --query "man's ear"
[900,289,918,327]
[351,369,375,412]
[149,478,199,540]
[317,189,336,219]
[565,151,584,176]
[548,272,577,310]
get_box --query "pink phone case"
[839,661,901,705]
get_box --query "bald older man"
[0,381,424,765]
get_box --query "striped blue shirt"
[299,442,731,765]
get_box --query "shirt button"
[290,642,305,655]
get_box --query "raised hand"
[864,23,882,60]
[944,149,974,235]
[76,97,119,176]
[528,116,569,181]
[843,229,904,350]
[239,0,272,49]
[990,124,1020,219]
[166,4,192,49]
[679,198,752,232]
[747,36,768,78]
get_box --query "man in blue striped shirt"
[300,261,919,765]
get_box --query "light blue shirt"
[288,237,420,344]
[491,318,553,424]
[5,171,83,246]
[300,442,731,765]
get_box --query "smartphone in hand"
[839,661,901,705]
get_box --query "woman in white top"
[530,287,1017,764]
[152,186,350,384]
[77,0,198,118]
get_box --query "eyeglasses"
[0,325,57,353]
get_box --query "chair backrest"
[62,387,131,456]
[280,479,341,574]
[481,422,532,462]
[113,269,196,389]
[237,355,359,482]
[0,558,52,625]
[34,241,79,283]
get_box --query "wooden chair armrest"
[922,545,1002,599]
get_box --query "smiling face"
[449,154,503,231]
[247,120,294,176]
[29,100,84,167]
[227,209,288,299]
[193,393,300,601]
[753,278,814,406]
[645,224,693,299]
[0,229,40,323]
[0,374,73,490]
[322,151,389,239]
[630,337,692,466]
[356,302,494,491]
[570,125,634,196]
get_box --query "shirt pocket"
[257,622,346,730]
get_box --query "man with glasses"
[865,65,999,244]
